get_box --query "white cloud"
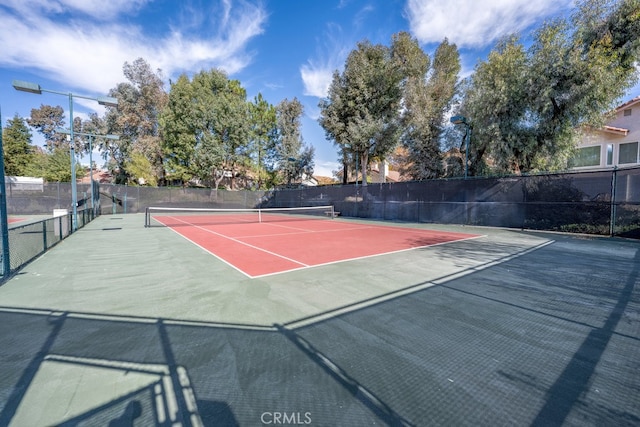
[405,0,573,48]
[300,64,334,98]
[300,23,352,99]
[0,0,150,21]
[0,1,267,97]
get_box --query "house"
[573,96,640,169]
[370,160,402,183]
[79,169,113,184]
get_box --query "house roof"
[584,95,638,136]
[79,169,112,184]
[369,168,401,183]
[616,95,640,111]
[601,125,629,136]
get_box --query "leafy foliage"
[276,98,314,186]
[161,69,253,189]
[249,93,278,188]
[105,58,167,184]
[460,0,640,175]
[26,105,67,151]
[2,114,34,176]
[399,36,460,179]
[319,39,403,185]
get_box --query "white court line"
[250,234,487,279]
[163,215,310,269]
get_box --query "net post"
[258,208,262,223]
[145,207,149,228]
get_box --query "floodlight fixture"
[14,79,118,230]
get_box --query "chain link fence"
[2,181,100,281]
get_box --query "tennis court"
[146,206,481,277]
[0,212,638,426]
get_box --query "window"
[571,146,601,167]
[606,144,614,166]
[623,108,632,117]
[619,142,639,164]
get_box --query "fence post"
[43,220,47,251]
[0,107,10,277]
[610,167,617,236]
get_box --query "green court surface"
[0,214,638,426]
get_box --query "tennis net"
[144,205,337,227]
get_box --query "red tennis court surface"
[153,214,481,277]
[8,218,24,224]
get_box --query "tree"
[42,147,81,182]
[22,147,48,178]
[195,72,251,189]
[319,70,351,184]
[276,98,314,186]
[463,37,530,174]
[161,69,252,189]
[26,105,67,151]
[106,58,167,184]
[319,40,403,186]
[249,93,278,189]
[394,35,461,180]
[125,151,158,186]
[159,74,198,185]
[2,114,34,176]
[460,0,640,175]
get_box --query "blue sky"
[0,0,637,177]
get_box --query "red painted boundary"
[154,215,480,277]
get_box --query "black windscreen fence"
[262,167,640,238]
[6,167,639,238]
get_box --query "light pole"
[450,115,471,179]
[13,80,118,230]
[56,128,119,216]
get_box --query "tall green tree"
[463,37,530,174]
[2,114,34,176]
[320,40,403,186]
[159,74,198,184]
[106,58,167,184]
[276,98,314,186]
[320,70,351,184]
[161,69,252,189]
[249,93,278,189]
[395,35,460,180]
